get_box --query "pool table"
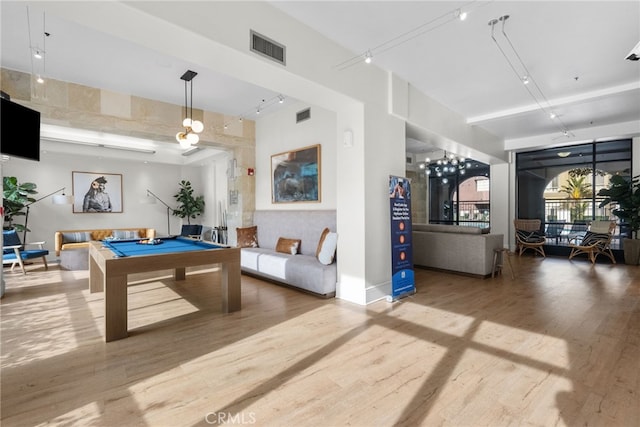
[88,237,241,342]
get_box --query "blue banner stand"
[388,175,416,302]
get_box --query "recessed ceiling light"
[557,152,571,158]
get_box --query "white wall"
[2,151,213,259]
[255,101,337,210]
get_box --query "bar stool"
[492,248,514,279]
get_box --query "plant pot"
[622,238,640,265]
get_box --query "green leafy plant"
[597,174,640,239]
[172,180,205,224]
[560,176,592,221]
[3,176,38,231]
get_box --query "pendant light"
[176,70,204,148]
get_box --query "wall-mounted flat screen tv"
[1,97,41,161]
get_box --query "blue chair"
[3,229,49,274]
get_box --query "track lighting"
[27,7,48,95]
[489,14,573,139]
[364,50,372,64]
[455,9,467,21]
[176,70,203,148]
[221,94,286,130]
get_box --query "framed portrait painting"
[72,171,123,213]
[271,144,321,203]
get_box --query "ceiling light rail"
[221,93,286,130]
[334,0,489,71]
[26,6,49,94]
[488,14,575,139]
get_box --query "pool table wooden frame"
[88,239,241,342]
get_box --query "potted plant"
[3,176,38,231]
[597,174,640,265]
[172,180,205,225]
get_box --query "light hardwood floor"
[1,254,638,426]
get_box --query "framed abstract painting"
[271,144,321,203]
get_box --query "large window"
[516,139,632,257]
[408,159,490,227]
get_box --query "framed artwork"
[72,171,123,213]
[271,144,321,203]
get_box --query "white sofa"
[239,210,337,297]
[412,223,504,277]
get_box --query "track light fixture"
[489,14,574,139]
[220,94,286,130]
[176,70,204,149]
[455,9,468,21]
[335,1,483,71]
[27,6,48,92]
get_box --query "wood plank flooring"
[1,254,639,426]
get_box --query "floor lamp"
[23,187,74,244]
[142,190,173,235]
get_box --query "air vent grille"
[250,30,286,65]
[296,108,311,123]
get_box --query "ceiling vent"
[296,108,311,123]
[250,30,286,65]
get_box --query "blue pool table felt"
[102,237,225,257]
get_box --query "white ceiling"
[1,1,639,158]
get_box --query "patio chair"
[2,229,49,274]
[564,220,589,242]
[568,221,616,264]
[514,219,546,257]
[545,220,566,244]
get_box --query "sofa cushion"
[112,229,140,239]
[241,247,337,296]
[276,237,301,255]
[62,231,92,244]
[237,226,259,248]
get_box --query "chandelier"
[176,70,204,148]
[419,151,470,183]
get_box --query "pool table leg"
[89,254,103,293]
[174,267,186,281]
[105,274,128,342]
[221,260,241,313]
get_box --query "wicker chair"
[569,221,616,264]
[514,219,546,257]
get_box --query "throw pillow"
[236,226,259,248]
[579,231,609,247]
[62,231,92,244]
[276,237,301,255]
[516,229,545,243]
[317,231,338,265]
[316,227,330,257]
[112,230,141,240]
